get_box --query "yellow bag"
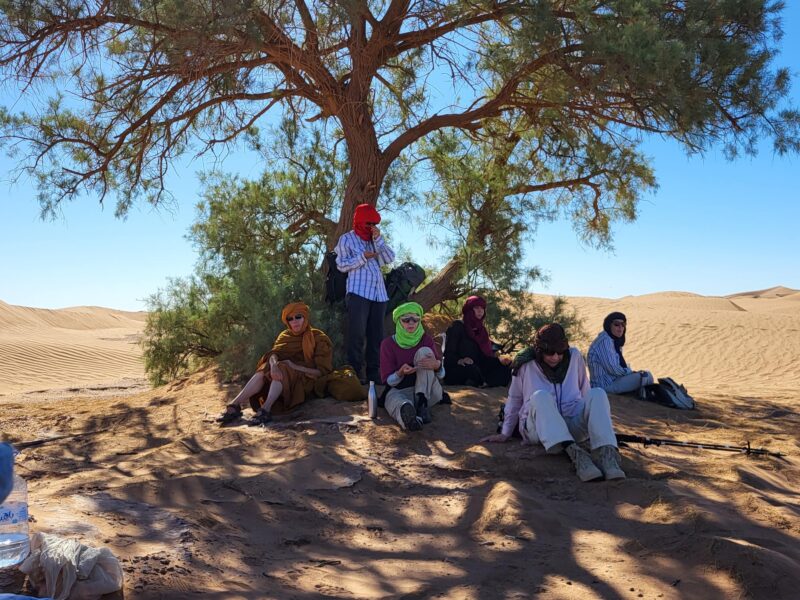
[315,366,368,402]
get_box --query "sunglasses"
[286,314,304,322]
[542,349,567,357]
[366,221,378,226]
[400,316,420,324]
[611,320,626,327]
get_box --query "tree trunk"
[411,256,464,310]
[331,105,388,248]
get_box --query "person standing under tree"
[335,203,395,384]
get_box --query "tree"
[2,0,798,306]
[141,125,350,383]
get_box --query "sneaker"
[246,409,273,427]
[215,404,243,425]
[400,402,423,431]
[565,444,603,482]
[415,393,432,424]
[439,391,452,405]
[592,445,626,480]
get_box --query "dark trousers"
[346,293,386,382]
[444,356,512,388]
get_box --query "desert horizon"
[2,285,798,399]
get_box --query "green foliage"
[3,0,798,330]
[485,292,586,354]
[141,125,347,384]
[1,0,796,217]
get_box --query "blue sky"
[1,5,799,311]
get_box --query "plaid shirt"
[334,230,395,302]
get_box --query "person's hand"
[458,357,474,366]
[416,357,440,370]
[499,356,512,366]
[270,362,284,381]
[371,225,381,240]
[481,433,510,444]
[363,250,377,259]
[397,363,416,377]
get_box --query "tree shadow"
[7,375,799,599]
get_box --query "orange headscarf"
[281,302,316,363]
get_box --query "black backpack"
[384,262,426,315]
[324,251,348,304]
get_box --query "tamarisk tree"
[1,0,798,305]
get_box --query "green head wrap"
[392,302,425,349]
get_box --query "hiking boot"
[246,409,273,427]
[415,393,432,424]
[216,404,242,425]
[439,391,452,405]
[565,443,603,482]
[399,402,423,431]
[592,445,626,480]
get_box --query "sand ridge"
[0,301,147,396]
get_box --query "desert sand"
[1,289,798,599]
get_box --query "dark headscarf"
[462,295,494,357]
[602,311,627,369]
[511,323,571,383]
[352,203,381,241]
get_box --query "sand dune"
[1,291,798,599]
[727,285,800,299]
[0,300,147,396]
[551,291,800,401]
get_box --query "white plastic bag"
[18,533,123,600]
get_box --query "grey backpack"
[656,377,695,410]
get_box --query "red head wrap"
[352,204,381,241]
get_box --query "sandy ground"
[1,289,798,599]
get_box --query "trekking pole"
[616,433,785,458]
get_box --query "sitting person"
[380,302,448,431]
[587,312,654,396]
[443,295,512,388]
[216,302,333,426]
[482,323,626,481]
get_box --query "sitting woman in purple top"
[482,323,626,482]
[380,302,449,431]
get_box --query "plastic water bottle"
[368,381,378,419]
[0,467,30,569]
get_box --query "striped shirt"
[587,331,632,389]
[334,230,395,302]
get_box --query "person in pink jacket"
[482,323,626,481]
